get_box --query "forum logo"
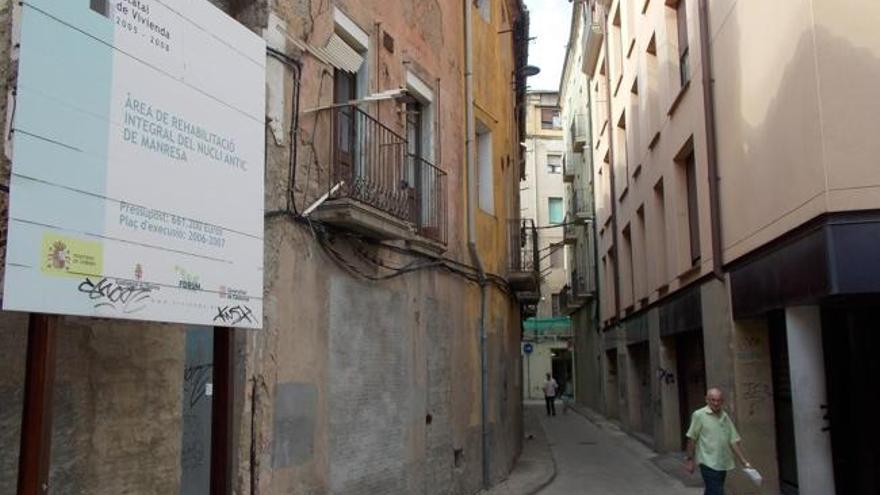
[175,266,201,291]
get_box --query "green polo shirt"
[686,406,741,471]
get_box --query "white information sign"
[3,0,266,328]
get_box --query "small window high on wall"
[547,154,562,174]
[674,0,690,86]
[675,138,700,266]
[477,121,494,214]
[541,107,562,129]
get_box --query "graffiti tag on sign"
[213,305,254,325]
[78,277,154,314]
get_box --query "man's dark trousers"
[544,396,556,416]
[699,464,726,495]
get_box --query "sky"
[523,0,574,92]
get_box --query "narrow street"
[537,405,700,495]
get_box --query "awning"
[523,316,571,332]
[323,33,364,73]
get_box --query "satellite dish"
[521,65,541,77]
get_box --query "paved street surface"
[537,405,701,495]
[482,405,556,495]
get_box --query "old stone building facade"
[0,0,533,494]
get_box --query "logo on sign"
[47,241,68,270]
[175,266,202,291]
[219,285,249,302]
[41,234,103,278]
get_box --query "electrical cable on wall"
[262,47,517,297]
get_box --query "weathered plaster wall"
[0,1,524,494]
[251,0,525,492]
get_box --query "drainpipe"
[464,0,491,489]
[698,0,724,280]
[600,3,622,321]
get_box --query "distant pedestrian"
[684,388,752,495]
[543,373,558,416]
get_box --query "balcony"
[570,185,592,220]
[581,8,605,77]
[571,268,596,301]
[570,113,588,151]
[558,285,578,315]
[560,270,595,315]
[408,154,448,246]
[310,104,447,246]
[563,151,584,185]
[508,218,540,302]
[562,154,576,183]
[563,213,578,244]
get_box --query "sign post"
[17,314,57,495]
[523,342,533,400]
[6,1,266,493]
[210,326,235,495]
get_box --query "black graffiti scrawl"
[213,305,254,325]
[78,277,154,314]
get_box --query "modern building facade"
[519,92,574,400]
[577,0,880,494]
[0,1,533,493]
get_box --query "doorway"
[628,342,652,436]
[333,69,357,186]
[769,311,799,495]
[822,306,880,494]
[605,349,619,419]
[675,330,706,450]
[552,347,573,398]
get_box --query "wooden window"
[541,107,561,129]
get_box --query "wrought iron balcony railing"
[509,218,539,274]
[407,154,447,244]
[319,103,447,244]
[509,217,540,300]
[326,103,409,219]
[571,268,595,299]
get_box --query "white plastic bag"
[743,467,763,487]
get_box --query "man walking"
[684,388,751,495]
[543,373,558,416]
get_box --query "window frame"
[548,196,564,224]
[540,107,562,130]
[675,0,690,86]
[546,153,562,174]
